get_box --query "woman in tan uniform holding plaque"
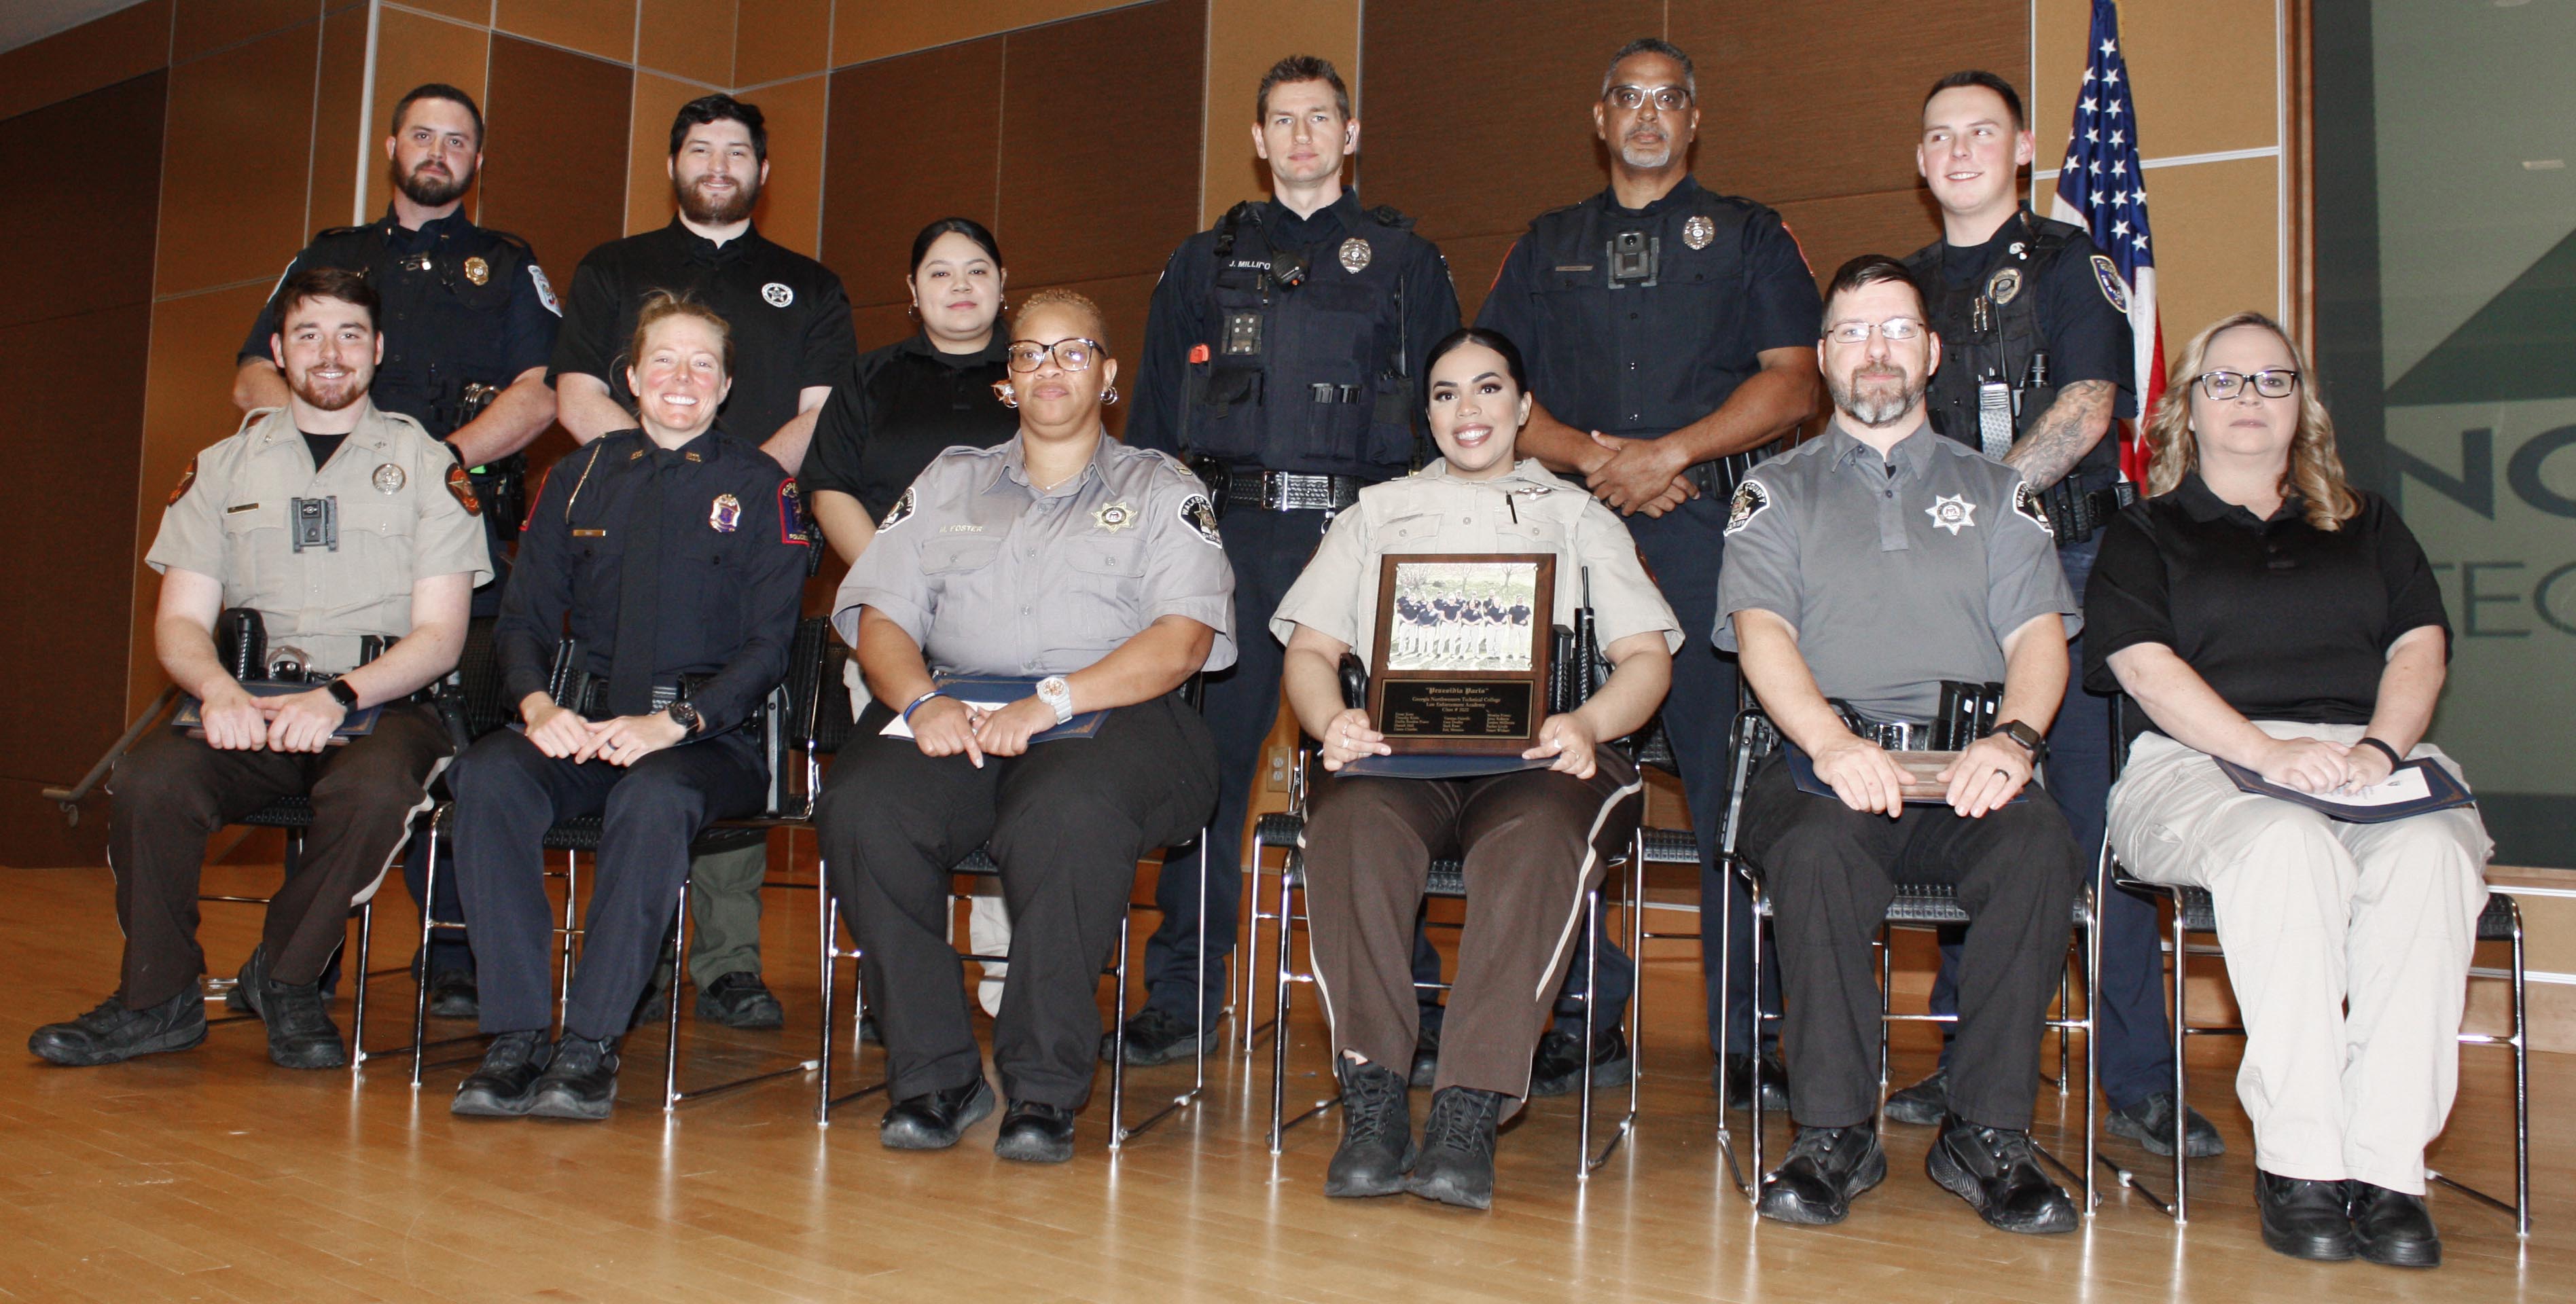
[1275,327,1679,1209]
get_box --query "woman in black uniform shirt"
[802,217,1018,561]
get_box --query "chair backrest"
[813,645,859,757]
[446,615,515,742]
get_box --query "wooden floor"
[0,860,2563,1303]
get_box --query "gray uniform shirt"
[147,403,493,675]
[834,434,1238,677]
[1714,420,2077,723]
[1272,457,1680,657]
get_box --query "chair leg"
[1268,857,1295,1154]
[662,871,688,1112]
[558,850,580,1022]
[349,897,373,1074]
[2169,900,2191,1225]
[1747,878,1769,1203]
[411,818,440,1089]
[2514,910,2532,1236]
[1577,887,1597,1178]
[1108,903,1132,1150]
[817,883,835,1127]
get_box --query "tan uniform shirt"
[1271,457,1681,657]
[147,403,493,675]
[836,434,1238,677]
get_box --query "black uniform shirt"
[1126,187,1460,470]
[2083,473,2450,736]
[499,427,808,735]
[550,220,858,445]
[240,208,561,439]
[1920,215,2138,427]
[802,333,1017,519]
[1475,176,1819,439]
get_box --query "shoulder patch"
[2013,479,2054,534]
[528,263,562,316]
[777,479,808,545]
[2090,254,2130,314]
[168,456,198,507]
[1724,478,1773,537]
[446,463,482,516]
[1179,492,1223,548]
[878,485,916,531]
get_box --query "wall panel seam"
[165,14,329,71]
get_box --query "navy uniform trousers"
[449,725,765,1040]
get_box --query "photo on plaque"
[1367,554,1555,755]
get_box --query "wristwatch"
[666,701,704,736]
[325,678,360,710]
[1991,719,2045,761]
[1035,676,1075,725]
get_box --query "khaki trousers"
[2107,722,2491,1194]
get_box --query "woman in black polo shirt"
[803,217,1019,558]
[2086,311,2490,1270]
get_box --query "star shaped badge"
[1926,494,1978,535]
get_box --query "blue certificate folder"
[2213,756,2474,824]
[173,679,383,744]
[1333,753,1550,780]
[879,676,1107,744]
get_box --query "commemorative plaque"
[1366,553,1555,755]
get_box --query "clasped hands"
[908,694,1058,767]
[1317,708,1605,780]
[2253,734,2393,795]
[1581,431,1697,518]
[520,696,687,766]
[196,684,348,754]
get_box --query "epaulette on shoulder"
[1364,203,1415,231]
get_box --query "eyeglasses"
[2196,368,2300,400]
[1605,84,1692,113]
[1005,338,1104,373]
[1823,317,1927,346]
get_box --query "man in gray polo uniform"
[1717,255,2083,1235]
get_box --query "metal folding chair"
[195,794,412,1074]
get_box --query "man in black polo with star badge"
[550,92,858,1030]
[1475,37,1821,1104]
[233,82,561,1019]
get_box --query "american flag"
[2049,0,2160,483]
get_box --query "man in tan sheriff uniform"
[29,268,490,1072]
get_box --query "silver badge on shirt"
[372,463,406,494]
[710,493,742,532]
[1093,501,1136,534]
[1986,266,2023,306]
[1683,215,1715,250]
[762,281,795,308]
[1925,493,1979,536]
[1338,237,1372,274]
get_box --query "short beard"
[394,162,470,208]
[291,372,369,412]
[1829,368,1924,429]
[1618,141,1672,170]
[675,175,758,226]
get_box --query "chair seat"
[238,797,315,829]
[2155,881,2518,943]
[1638,827,1698,865]
[540,816,768,856]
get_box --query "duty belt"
[1683,441,1781,501]
[1196,461,1366,514]
[571,674,715,721]
[1855,718,1937,750]
[2043,477,2136,547]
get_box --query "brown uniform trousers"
[107,704,451,1008]
[1300,753,1642,1104]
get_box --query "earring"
[992,380,1018,409]
[1102,384,1120,406]
[906,304,921,324]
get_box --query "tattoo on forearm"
[2004,378,2117,490]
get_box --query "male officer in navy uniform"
[233,82,562,1019]
[550,92,858,1030]
[1122,55,1461,1066]
[1475,37,1820,1102]
[1886,71,2218,1161]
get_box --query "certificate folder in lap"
[2212,756,2474,824]
[175,679,383,745]
[878,675,1107,744]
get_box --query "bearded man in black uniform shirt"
[232,82,562,1019]
[1120,54,1461,1068]
[550,92,860,1031]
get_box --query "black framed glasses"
[1005,338,1104,373]
[1823,317,1928,346]
[1605,84,1692,112]
[2196,368,2300,400]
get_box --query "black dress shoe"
[226,944,272,1017]
[1719,1049,1791,1112]
[257,970,348,1070]
[858,1015,882,1046]
[526,1034,620,1120]
[2108,1091,2225,1158]
[1924,1116,2078,1235]
[1409,1022,1440,1090]
[1406,1087,1504,1210]
[880,1077,995,1150]
[696,971,785,1030]
[1107,1006,1217,1066]
[29,987,207,1066]
[1882,1067,1948,1126]
[1757,1123,1887,1226]
[427,968,480,1021]
[2350,1181,2441,1268]
[1325,1059,1414,1198]
[450,1030,554,1117]
[1528,1028,1631,1098]
[2255,1170,2359,1261]
[994,1100,1077,1163]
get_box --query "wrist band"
[901,690,946,723]
[2357,736,2404,767]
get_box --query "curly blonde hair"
[2143,311,2358,530]
[1009,288,1110,354]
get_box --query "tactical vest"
[1185,201,1423,477]
[303,219,537,438]
[1906,209,2113,482]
